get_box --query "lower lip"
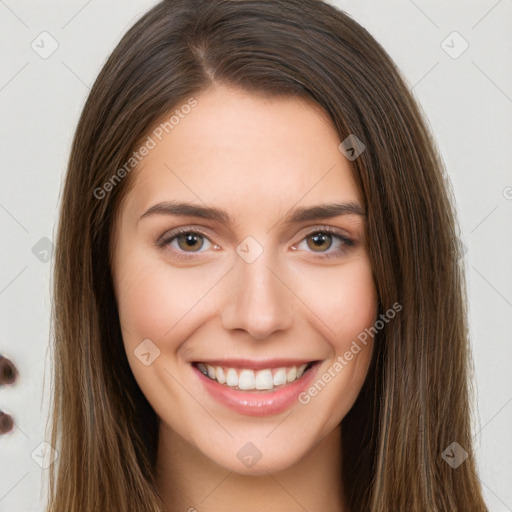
[192,362,321,417]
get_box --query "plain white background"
[0,1,510,510]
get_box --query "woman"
[47,0,488,510]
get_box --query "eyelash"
[156,226,354,261]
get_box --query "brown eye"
[176,232,205,252]
[306,232,334,252]
[157,228,216,259]
[294,228,354,259]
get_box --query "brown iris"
[177,232,204,252]
[306,232,333,252]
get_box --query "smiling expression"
[110,83,378,474]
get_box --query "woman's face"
[111,84,377,475]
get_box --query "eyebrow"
[138,200,365,225]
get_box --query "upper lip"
[191,358,319,370]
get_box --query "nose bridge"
[221,242,293,339]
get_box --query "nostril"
[0,355,18,385]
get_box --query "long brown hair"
[46,0,488,510]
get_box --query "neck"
[156,422,346,512]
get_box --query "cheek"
[296,261,377,417]
[294,257,377,346]
[115,248,377,356]
[112,251,202,406]
[114,251,214,344]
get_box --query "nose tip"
[221,256,293,339]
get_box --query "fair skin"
[111,84,377,512]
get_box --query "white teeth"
[272,368,287,386]
[255,369,274,390]
[197,362,312,390]
[286,367,297,383]
[238,369,256,390]
[207,365,216,379]
[226,368,239,387]
[215,366,226,384]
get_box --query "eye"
[294,228,354,259]
[157,226,355,261]
[157,227,218,259]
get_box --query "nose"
[221,247,293,340]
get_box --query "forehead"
[121,84,361,223]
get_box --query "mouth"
[191,360,319,392]
[191,359,323,416]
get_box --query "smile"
[193,361,314,391]
[190,359,321,416]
